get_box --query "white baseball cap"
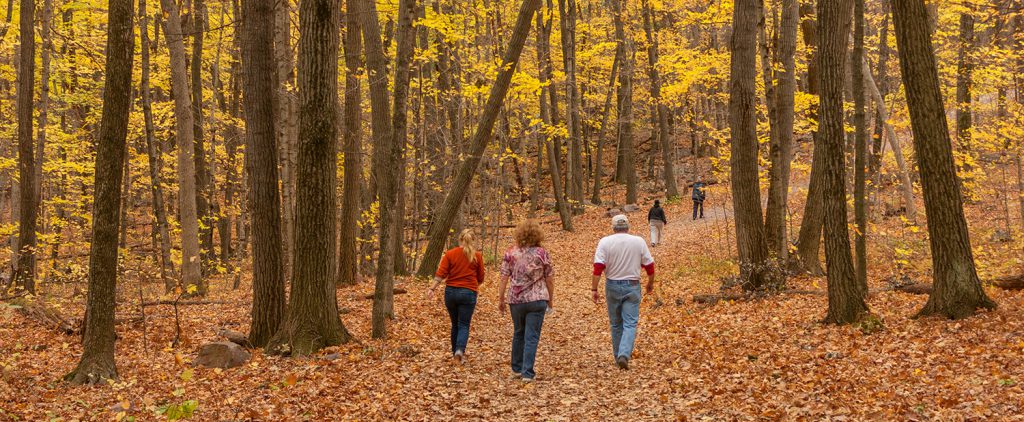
[612,214,629,229]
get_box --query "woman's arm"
[497,275,509,314]
[544,276,555,308]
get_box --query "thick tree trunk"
[267,0,351,355]
[140,1,175,292]
[764,0,797,262]
[159,0,204,296]
[642,0,679,199]
[791,2,824,276]
[64,0,133,384]
[239,0,285,348]
[359,0,392,280]
[612,0,637,204]
[892,0,996,319]
[730,0,780,291]
[14,0,37,293]
[337,0,362,288]
[372,0,417,339]
[415,0,540,278]
[818,0,866,324]
[851,0,868,296]
[192,0,215,273]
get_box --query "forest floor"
[2,184,1024,420]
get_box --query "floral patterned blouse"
[500,246,553,304]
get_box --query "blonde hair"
[458,229,477,264]
[514,219,544,248]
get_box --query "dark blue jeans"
[444,287,477,355]
[510,300,547,379]
[693,200,704,219]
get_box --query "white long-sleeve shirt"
[593,233,655,281]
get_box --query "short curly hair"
[514,219,545,248]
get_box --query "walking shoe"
[616,356,629,370]
[510,372,522,380]
[521,376,534,383]
[454,350,466,364]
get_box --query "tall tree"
[955,7,975,194]
[791,2,824,276]
[64,0,134,384]
[276,0,297,275]
[372,0,417,339]
[139,0,175,292]
[590,50,619,206]
[558,0,587,210]
[537,5,573,231]
[613,0,637,205]
[191,0,216,271]
[239,0,285,347]
[415,0,541,278]
[764,0,798,261]
[891,0,996,319]
[729,0,780,290]
[267,0,351,355]
[816,0,867,325]
[160,0,204,295]
[337,0,362,288]
[641,0,679,199]
[13,0,36,293]
[851,0,868,293]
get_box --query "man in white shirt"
[591,214,655,370]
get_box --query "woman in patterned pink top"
[498,219,554,382]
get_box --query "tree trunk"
[818,0,866,324]
[891,0,996,319]
[275,0,297,276]
[869,8,889,208]
[14,0,36,293]
[239,0,285,348]
[159,0,204,296]
[35,0,52,241]
[64,0,133,384]
[372,0,417,339]
[612,0,637,204]
[851,0,868,296]
[730,0,780,291]
[862,59,917,222]
[192,0,215,274]
[267,0,351,355]
[337,0,362,288]
[791,2,824,276]
[641,0,679,199]
[558,0,586,211]
[536,8,573,231]
[140,1,175,292]
[359,0,391,280]
[764,0,797,262]
[590,49,619,205]
[415,0,541,278]
[955,10,975,196]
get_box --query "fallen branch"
[141,300,232,307]
[892,282,932,295]
[993,275,1024,290]
[9,297,77,335]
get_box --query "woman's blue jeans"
[444,287,477,354]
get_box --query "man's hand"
[645,282,655,295]
[591,289,602,305]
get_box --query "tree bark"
[590,49,619,205]
[159,0,204,296]
[372,0,417,339]
[537,8,573,231]
[612,0,637,204]
[764,0,797,262]
[730,0,780,291]
[239,0,285,348]
[862,59,917,222]
[851,0,868,296]
[14,0,37,293]
[415,0,541,278]
[275,0,297,276]
[955,10,975,195]
[140,1,175,292]
[267,0,351,355]
[337,0,362,288]
[641,0,679,199]
[791,2,824,276]
[192,0,215,273]
[891,0,996,319]
[558,0,586,211]
[64,0,133,384]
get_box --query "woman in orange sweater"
[427,229,485,364]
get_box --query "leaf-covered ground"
[2,187,1024,420]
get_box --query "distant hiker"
[592,215,655,370]
[647,200,667,247]
[692,176,707,220]
[427,229,485,364]
[498,219,554,382]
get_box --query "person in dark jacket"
[647,200,667,246]
[692,177,706,220]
